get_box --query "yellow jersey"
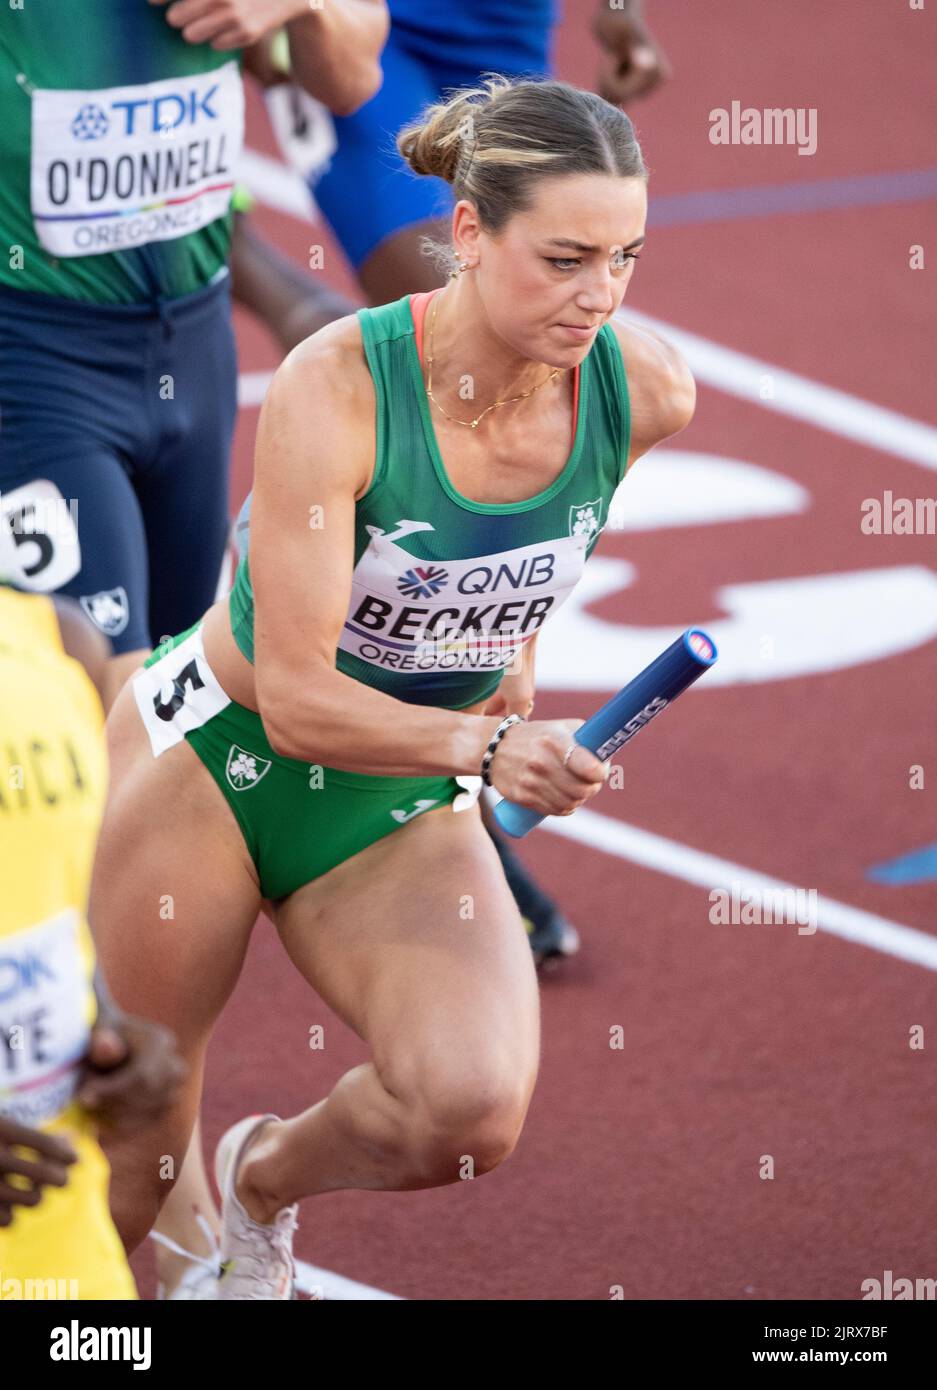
[0,584,136,1300]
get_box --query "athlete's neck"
[426,278,566,413]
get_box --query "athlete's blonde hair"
[397,75,647,271]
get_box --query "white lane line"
[619,307,937,472]
[294,1259,402,1300]
[542,807,937,972]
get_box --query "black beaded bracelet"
[481,713,525,787]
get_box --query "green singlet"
[135,290,633,900]
[229,290,632,711]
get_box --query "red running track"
[131,0,937,1300]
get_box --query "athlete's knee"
[397,1060,533,1180]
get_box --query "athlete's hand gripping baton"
[492,628,718,838]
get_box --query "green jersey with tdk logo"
[229,292,632,711]
[0,0,242,304]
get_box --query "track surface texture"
[130,0,937,1301]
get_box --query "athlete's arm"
[250,318,502,777]
[482,628,538,720]
[593,0,670,106]
[156,0,388,115]
[78,975,187,1137]
[252,322,610,815]
[285,0,388,115]
[610,317,696,470]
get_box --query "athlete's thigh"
[273,802,540,1095]
[138,288,237,645]
[0,446,152,655]
[89,667,262,1050]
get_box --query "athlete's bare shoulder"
[258,311,376,500]
[608,315,696,468]
[275,311,374,408]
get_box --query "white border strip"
[543,807,937,971]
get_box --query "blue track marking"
[648,168,937,228]
[867,844,937,885]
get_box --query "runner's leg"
[89,671,264,1253]
[138,282,237,655]
[230,801,540,1220]
[0,296,158,706]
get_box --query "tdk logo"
[72,84,221,139]
[0,952,55,1004]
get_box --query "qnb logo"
[70,104,109,141]
[397,565,449,599]
[0,952,55,1004]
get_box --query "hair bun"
[397,107,464,183]
[397,76,509,185]
[397,75,646,266]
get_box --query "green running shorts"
[134,621,482,901]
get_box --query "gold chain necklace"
[425,293,564,430]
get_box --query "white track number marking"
[537,559,937,689]
[535,452,937,689]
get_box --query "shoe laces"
[151,1209,223,1281]
[218,1199,299,1296]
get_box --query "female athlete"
[89,75,695,1298]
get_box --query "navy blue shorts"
[313,21,553,270]
[0,276,236,655]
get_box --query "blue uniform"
[0,2,243,654]
[0,275,236,654]
[314,0,558,269]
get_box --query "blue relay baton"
[492,628,718,838]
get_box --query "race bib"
[0,910,90,1128]
[30,62,244,258]
[264,83,336,185]
[338,520,590,675]
[0,479,81,592]
[133,623,231,758]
